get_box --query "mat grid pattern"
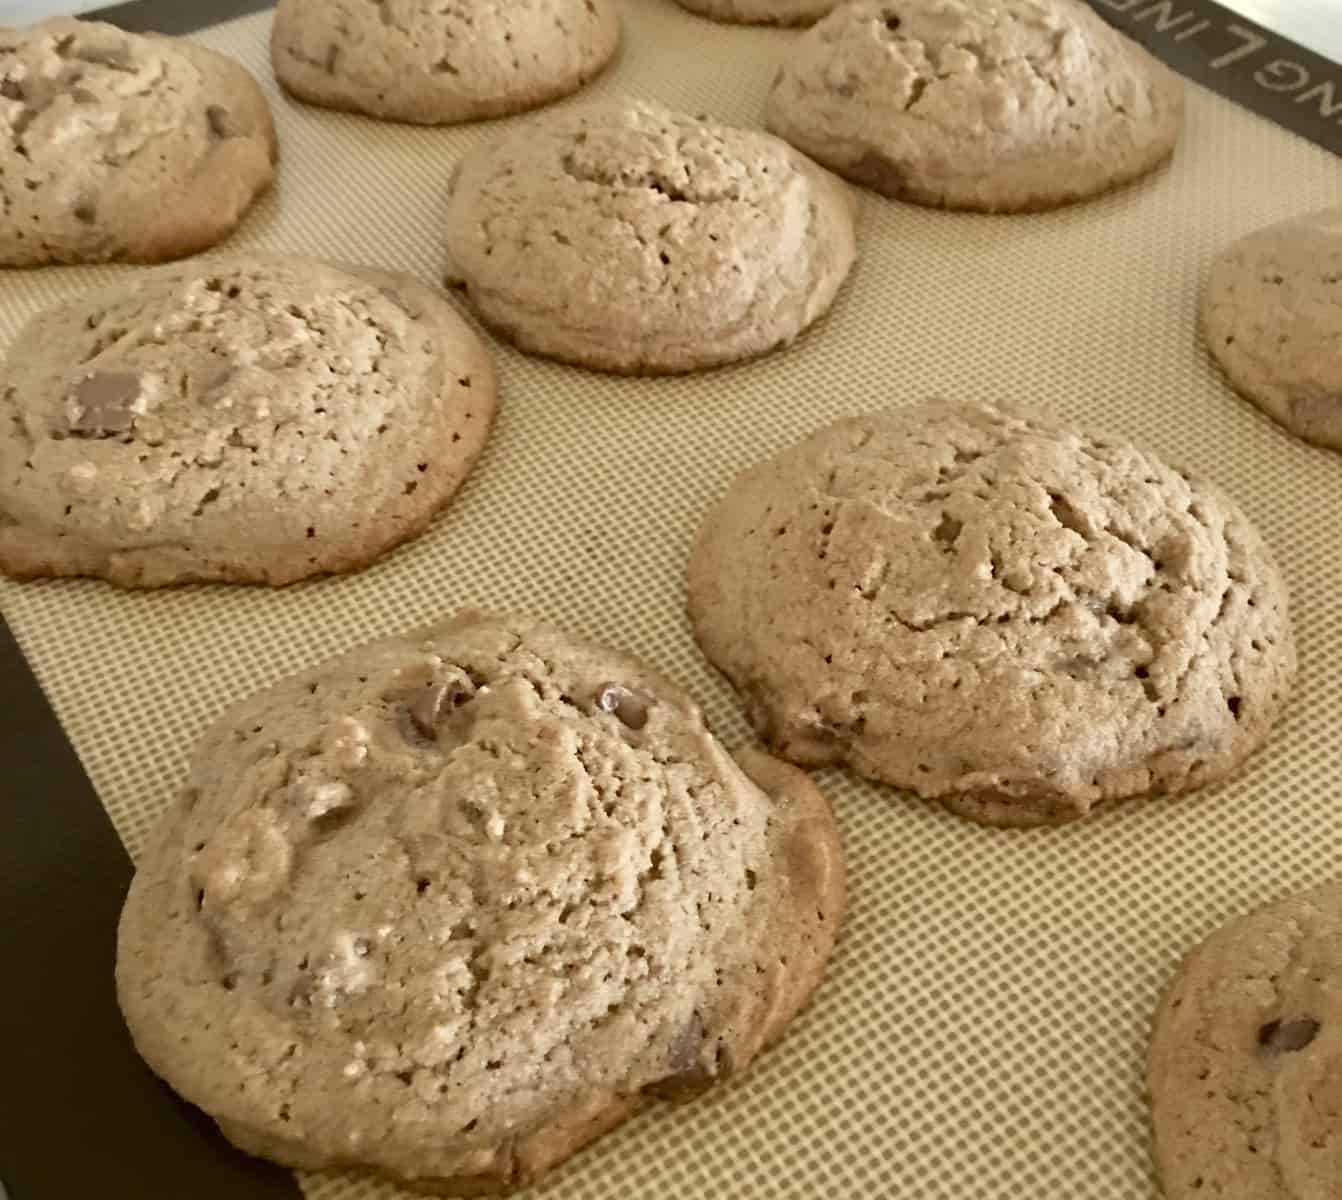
[2,3,1341,1197]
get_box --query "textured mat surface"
[2,3,1341,1197]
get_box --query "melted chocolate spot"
[68,371,140,436]
[644,1012,714,1099]
[1259,1017,1319,1054]
[206,105,235,139]
[932,513,962,546]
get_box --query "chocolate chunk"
[206,105,235,139]
[644,1012,715,1099]
[932,513,962,546]
[68,371,140,436]
[1258,1017,1320,1053]
[596,683,649,731]
[0,77,22,101]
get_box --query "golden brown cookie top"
[443,97,858,374]
[0,18,276,264]
[1203,207,1342,452]
[0,255,495,586]
[688,399,1295,825]
[116,610,845,1193]
[766,0,1183,211]
[271,0,620,125]
[1149,879,1342,1199]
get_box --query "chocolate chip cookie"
[1148,880,1342,1199]
[0,18,276,266]
[687,399,1295,826]
[271,0,619,126]
[0,255,495,587]
[116,610,845,1195]
[766,0,1183,212]
[443,97,858,374]
[1203,208,1342,452]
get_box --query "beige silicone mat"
[3,3,1342,1197]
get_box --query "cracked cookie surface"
[671,0,841,26]
[443,98,858,374]
[765,0,1183,212]
[0,254,495,587]
[271,0,619,125]
[116,609,845,1196]
[1203,208,1342,453]
[0,18,276,265]
[687,399,1295,827]
[1148,881,1342,1199]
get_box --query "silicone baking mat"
[2,3,1341,1197]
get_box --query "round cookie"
[1203,208,1342,452]
[271,0,619,126]
[765,0,1184,212]
[687,399,1296,827]
[0,255,495,588]
[672,0,841,26]
[0,18,276,266]
[443,97,858,374]
[116,610,846,1195]
[1148,880,1342,1199]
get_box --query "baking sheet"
[2,2,1341,1196]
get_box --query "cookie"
[672,0,841,25]
[687,399,1295,827]
[0,18,276,266]
[116,610,846,1195]
[765,0,1184,212]
[1202,208,1342,453]
[0,255,495,587]
[443,98,858,374]
[1148,880,1342,1199]
[271,0,619,126]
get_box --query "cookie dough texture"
[765,0,1184,212]
[1148,881,1342,1199]
[1203,208,1342,452]
[117,610,846,1196]
[672,0,841,26]
[687,400,1295,827]
[0,255,495,588]
[0,18,276,266]
[271,0,619,125]
[443,98,858,374]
